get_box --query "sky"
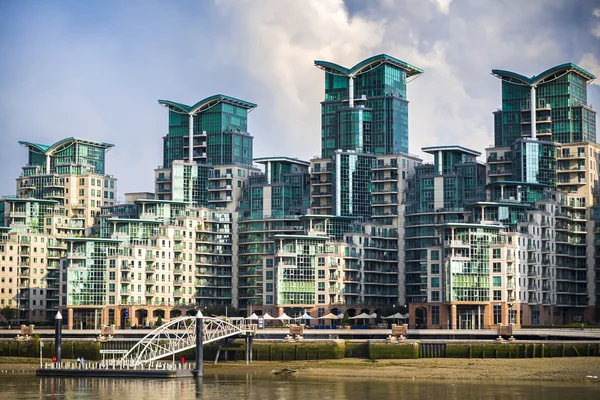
[0,0,599,199]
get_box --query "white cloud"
[430,0,453,14]
[0,0,598,193]
[593,8,600,38]
[579,53,600,85]
[213,0,384,160]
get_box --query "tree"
[0,306,16,324]
[342,311,350,326]
[155,315,163,327]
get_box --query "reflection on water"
[0,373,599,400]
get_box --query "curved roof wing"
[315,54,423,78]
[533,63,595,84]
[19,137,113,155]
[491,69,532,85]
[47,137,114,154]
[18,141,50,153]
[314,60,350,76]
[351,54,423,77]
[158,100,191,113]
[493,63,596,86]
[189,94,256,115]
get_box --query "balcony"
[67,252,86,259]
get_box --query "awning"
[318,313,339,320]
[245,312,259,320]
[277,312,292,320]
[350,312,374,320]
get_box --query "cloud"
[430,0,453,14]
[579,53,600,83]
[0,0,598,195]
[212,0,384,160]
[593,8,600,38]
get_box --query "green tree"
[342,311,350,326]
[155,315,163,327]
[0,306,16,324]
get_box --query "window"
[493,277,502,287]
[493,304,502,325]
[493,249,501,259]
[318,270,325,279]
[431,277,440,288]
[430,250,439,261]
[431,291,440,302]
[430,264,439,274]
[493,290,502,301]
[431,305,440,325]
[318,282,325,291]
[318,294,325,304]
[493,262,501,273]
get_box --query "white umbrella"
[382,312,405,320]
[318,312,339,327]
[277,312,292,321]
[350,312,374,319]
[262,313,275,320]
[369,312,378,319]
[299,312,313,320]
[245,312,259,320]
[318,312,339,320]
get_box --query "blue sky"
[1,0,599,198]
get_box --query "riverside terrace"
[2,326,600,341]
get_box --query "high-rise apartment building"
[3,57,599,328]
[492,64,596,146]
[236,157,310,311]
[15,137,117,234]
[158,95,256,168]
[315,54,422,157]
[155,95,257,207]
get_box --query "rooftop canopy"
[315,53,423,78]
[19,137,114,155]
[422,145,481,157]
[492,63,596,86]
[253,156,311,167]
[158,94,257,115]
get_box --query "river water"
[1,374,599,399]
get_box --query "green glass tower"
[314,54,423,158]
[158,95,256,167]
[492,64,596,146]
[18,137,113,177]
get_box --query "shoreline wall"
[1,339,599,361]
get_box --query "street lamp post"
[55,311,62,367]
[194,310,204,377]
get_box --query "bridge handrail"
[121,315,248,366]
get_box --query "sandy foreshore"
[208,358,600,382]
[2,357,600,382]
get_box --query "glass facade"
[404,147,486,303]
[332,152,375,219]
[493,65,596,146]
[161,97,255,168]
[236,158,310,309]
[316,55,422,158]
[20,138,113,176]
